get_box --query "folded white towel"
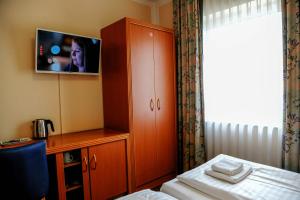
[205,164,252,184]
[212,158,243,176]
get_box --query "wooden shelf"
[66,184,82,192]
[64,161,81,168]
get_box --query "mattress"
[116,189,177,200]
[177,154,300,200]
[161,178,217,200]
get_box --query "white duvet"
[177,154,300,200]
[116,189,178,200]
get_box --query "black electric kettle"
[32,119,55,139]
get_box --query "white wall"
[0,0,151,140]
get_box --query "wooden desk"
[46,129,131,200]
[46,129,129,154]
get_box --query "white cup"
[64,152,74,163]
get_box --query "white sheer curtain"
[203,0,283,127]
[203,0,282,30]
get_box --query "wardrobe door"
[129,24,157,187]
[154,30,176,177]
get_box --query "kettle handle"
[46,120,55,132]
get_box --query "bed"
[118,154,300,200]
[164,154,300,200]
[116,189,177,200]
[160,178,216,200]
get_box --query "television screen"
[36,29,101,75]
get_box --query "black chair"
[0,141,49,200]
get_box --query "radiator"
[205,121,283,168]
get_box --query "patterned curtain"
[282,0,300,172]
[173,0,206,172]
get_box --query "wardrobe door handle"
[90,154,97,170]
[157,98,160,110]
[82,156,88,172]
[150,99,154,111]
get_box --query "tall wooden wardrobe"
[101,18,176,191]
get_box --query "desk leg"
[56,153,66,200]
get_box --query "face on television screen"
[36,29,101,75]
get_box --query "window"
[203,0,283,128]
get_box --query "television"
[35,28,101,75]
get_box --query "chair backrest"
[0,141,49,200]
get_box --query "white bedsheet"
[116,189,178,200]
[161,178,217,200]
[177,154,300,200]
